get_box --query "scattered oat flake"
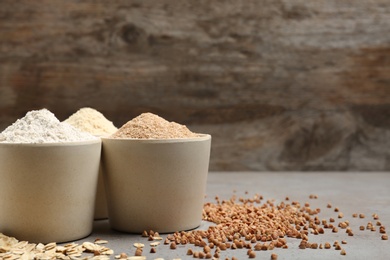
[133,243,145,248]
[150,242,160,247]
[94,240,108,244]
[83,242,99,252]
[91,256,110,260]
[0,233,115,260]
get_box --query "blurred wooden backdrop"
[1,1,389,171]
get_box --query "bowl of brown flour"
[102,113,211,233]
[0,109,101,243]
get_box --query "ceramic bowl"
[102,134,211,233]
[61,113,115,221]
[0,139,101,243]
[94,164,108,220]
[92,135,109,220]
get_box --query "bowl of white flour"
[0,109,101,243]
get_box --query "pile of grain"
[142,194,387,258]
[1,194,387,259]
[0,234,113,260]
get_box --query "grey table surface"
[75,172,390,260]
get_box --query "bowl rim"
[0,138,101,147]
[101,134,211,143]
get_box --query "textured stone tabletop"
[76,172,390,259]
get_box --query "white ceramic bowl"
[102,134,211,233]
[93,135,109,220]
[0,139,101,243]
[94,164,108,220]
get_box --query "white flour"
[64,107,117,136]
[0,109,98,143]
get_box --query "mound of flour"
[0,109,98,143]
[111,112,199,139]
[64,107,117,136]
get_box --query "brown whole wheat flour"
[111,112,200,139]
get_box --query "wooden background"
[1,0,389,171]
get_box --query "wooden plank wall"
[1,0,389,171]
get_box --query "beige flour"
[111,112,199,139]
[65,107,117,136]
